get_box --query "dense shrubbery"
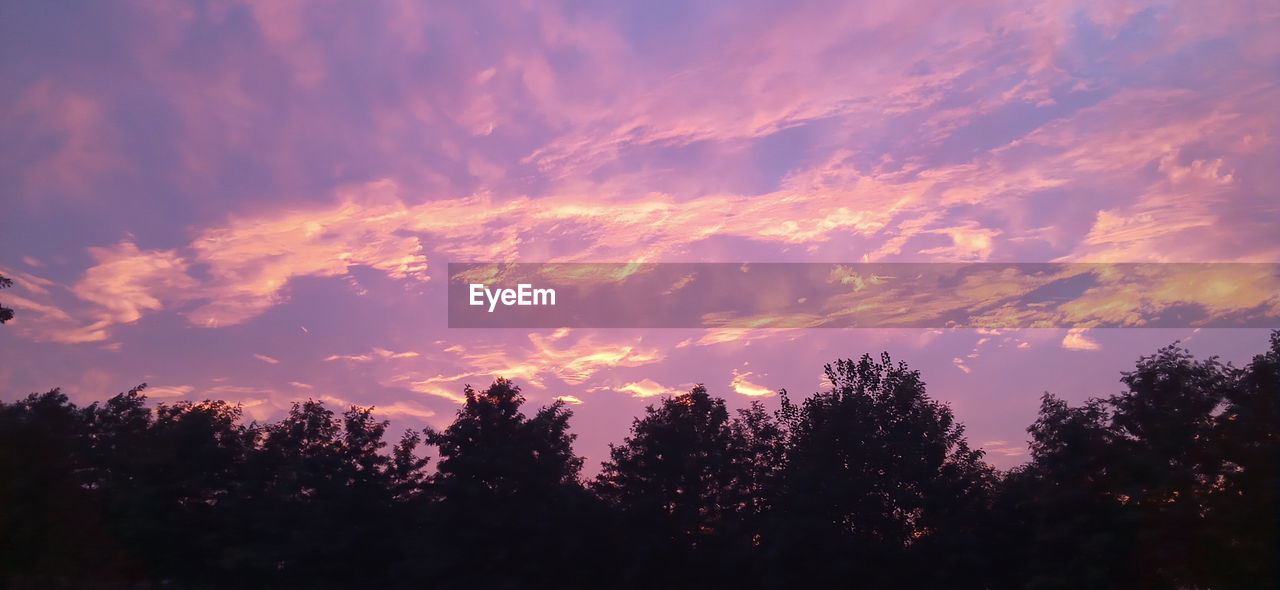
[1,335,1276,589]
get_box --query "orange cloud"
[325,348,421,362]
[730,369,774,397]
[1061,328,1101,351]
[146,385,195,398]
[611,379,678,399]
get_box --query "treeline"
[1,335,1277,589]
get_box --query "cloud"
[981,440,1027,457]
[7,81,126,197]
[48,48,1280,340]
[325,348,421,362]
[73,241,195,327]
[730,369,774,397]
[919,224,1000,260]
[4,241,196,343]
[314,394,436,420]
[146,385,194,398]
[253,353,280,364]
[603,379,680,399]
[1062,328,1100,351]
[372,401,436,420]
[185,180,429,327]
[405,379,468,404]
[419,333,665,392]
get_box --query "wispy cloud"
[730,369,774,397]
[3,0,1276,473]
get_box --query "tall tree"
[142,399,255,583]
[0,390,124,583]
[1012,394,1136,589]
[236,399,405,587]
[771,353,993,588]
[1008,336,1280,590]
[414,378,608,589]
[1204,332,1279,588]
[426,379,582,496]
[0,274,14,324]
[1107,343,1234,586]
[594,385,776,587]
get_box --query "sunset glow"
[3,1,1278,472]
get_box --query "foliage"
[0,336,1276,589]
[0,274,13,324]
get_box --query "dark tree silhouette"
[1009,394,1136,589]
[1005,339,1280,590]
[769,353,995,588]
[426,378,581,495]
[411,378,612,589]
[0,274,14,324]
[1,337,1276,589]
[1207,332,1280,588]
[594,385,778,587]
[237,400,411,588]
[1108,344,1235,586]
[0,390,126,584]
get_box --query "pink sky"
[2,0,1278,470]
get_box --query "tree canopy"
[1,335,1276,589]
[0,274,14,324]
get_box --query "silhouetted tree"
[1206,331,1280,588]
[1009,394,1136,589]
[233,400,408,588]
[1108,344,1235,586]
[1007,337,1280,590]
[594,385,777,587]
[2,336,1277,589]
[0,274,14,324]
[388,429,431,500]
[144,399,255,583]
[769,353,994,589]
[0,389,126,584]
[729,400,786,542]
[411,378,610,589]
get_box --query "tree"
[770,353,993,588]
[1011,394,1137,589]
[1204,332,1279,588]
[729,400,786,538]
[594,385,776,587]
[1107,344,1234,586]
[595,385,737,544]
[1007,336,1280,590]
[426,378,582,496]
[412,378,608,589]
[142,399,255,582]
[4,337,1277,588]
[235,400,407,588]
[0,274,13,324]
[0,390,126,583]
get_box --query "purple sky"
[2,1,1278,470]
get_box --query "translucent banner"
[447,263,1280,329]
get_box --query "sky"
[2,0,1278,470]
